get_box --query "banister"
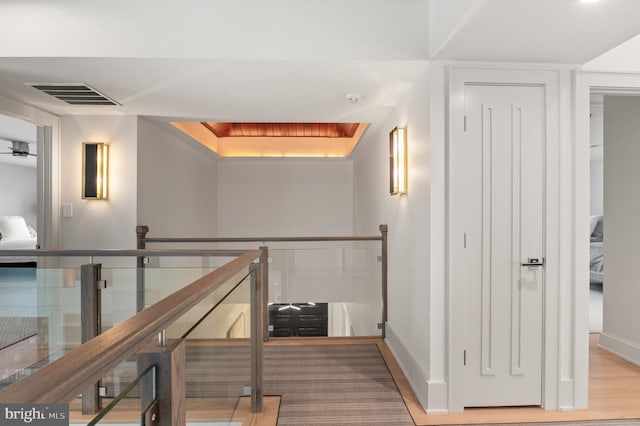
[143,236,382,243]
[0,248,249,257]
[139,225,389,339]
[0,249,262,404]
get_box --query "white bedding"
[589,215,604,284]
[0,238,38,263]
[590,241,604,284]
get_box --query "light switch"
[62,203,73,218]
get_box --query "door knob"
[521,258,544,267]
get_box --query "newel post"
[260,246,269,342]
[379,224,388,339]
[136,225,149,313]
[81,263,104,414]
[250,260,264,413]
[138,339,186,426]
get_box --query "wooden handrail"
[0,249,261,404]
[0,248,250,257]
[143,236,383,243]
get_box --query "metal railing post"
[136,226,149,313]
[259,246,269,342]
[379,224,388,339]
[138,339,186,426]
[81,263,103,414]
[250,262,264,413]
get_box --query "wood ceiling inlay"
[172,121,368,157]
[203,122,360,138]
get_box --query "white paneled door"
[455,84,545,407]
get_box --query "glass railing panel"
[268,241,382,337]
[79,362,156,425]
[0,266,81,387]
[99,265,229,332]
[181,273,253,425]
[0,252,260,426]
[91,265,253,424]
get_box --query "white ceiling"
[584,33,640,72]
[0,0,639,132]
[0,58,428,123]
[431,0,640,63]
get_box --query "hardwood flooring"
[393,333,640,425]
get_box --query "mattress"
[590,241,604,284]
[0,238,38,263]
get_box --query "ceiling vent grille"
[28,83,120,106]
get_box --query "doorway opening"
[0,113,38,260]
[588,94,604,335]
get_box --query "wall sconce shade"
[82,143,108,199]
[389,127,407,195]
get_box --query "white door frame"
[448,67,566,412]
[0,94,60,251]
[574,70,640,397]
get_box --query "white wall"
[217,159,353,236]
[600,96,640,363]
[352,69,434,408]
[590,104,604,215]
[59,115,138,250]
[137,117,218,238]
[0,163,37,228]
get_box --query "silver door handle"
[521,258,544,267]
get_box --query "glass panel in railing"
[180,272,253,425]
[99,262,223,332]
[139,242,242,270]
[142,266,219,308]
[268,241,382,337]
[71,362,156,425]
[0,265,82,389]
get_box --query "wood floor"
[393,333,640,425]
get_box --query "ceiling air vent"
[28,83,120,106]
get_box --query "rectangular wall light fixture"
[82,142,108,199]
[389,127,407,195]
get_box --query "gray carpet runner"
[264,344,414,425]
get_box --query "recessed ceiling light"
[344,93,361,104]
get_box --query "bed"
[0,216,37,266]
[590,215,604,284]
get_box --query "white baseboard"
[599,332,640,367]
[425,380,449,413]
[385,323,448,413]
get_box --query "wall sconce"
[389,127,407,195]
[82,142,108,199]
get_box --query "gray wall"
[137,118,218,238]
[601,95,640,362]
[217,159,353,237]
[0,163,36,229]
[59,115,138,251]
